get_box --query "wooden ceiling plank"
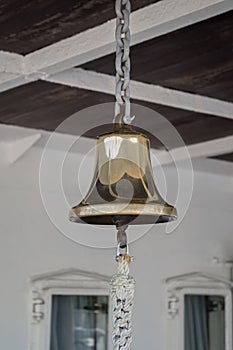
[46,68,233,120]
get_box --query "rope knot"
[111,242,135,350]
[118,253,131,264]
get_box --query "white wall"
[0,144,233,350]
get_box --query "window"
[50,295,108,350]
[30,269,110,350]
[164,272,233,350]
[184,295,225,350]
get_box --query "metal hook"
[115,243,134,262]
[116,242,130,261]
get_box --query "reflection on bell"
[70,116,177,225]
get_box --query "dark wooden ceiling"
[0,0,157,54]
[82,10,233,102]
[0,1,232,162]
[0,81,233,150]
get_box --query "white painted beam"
[7,134,41,163]
[191,157,233,177]
[0,51,26,92]
[0,51,45,92]
[0,125,41,163]
[25,0,233,75]
[0,73,25,92]
[154,135,233,166]
[0,72,44,93]
[0,51,24,75]
[46,68,233,120]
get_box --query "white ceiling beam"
[0,73,25,93]
[0,134,41,164]
[191,157,233,177]
[154,135,233,166]
[0,125,42,163]
[46,68,233,120]
[0,51,46,92]
[0,51,26,92]
[24,0,233,76]
[0,50,24,75]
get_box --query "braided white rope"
[115,0,134,124]
[110,255,135,350]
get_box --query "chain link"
[115,0,134,124]
[117,224,128,248]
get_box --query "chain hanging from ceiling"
[115,0,134,124]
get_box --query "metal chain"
[113,216,128,248]
[111,2,135,348]
[115,0,134,124]
[110,254,135,350]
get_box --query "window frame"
[164,272,233,350]
[179,288,232,350]
[30,269,111,350]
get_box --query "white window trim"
[29,268,111,350]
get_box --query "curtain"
[50,296,74,350]
[185,295,209,350]
[209,309,225,350]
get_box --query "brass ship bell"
[70,115,177,226]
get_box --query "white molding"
[31,268,110,291]
[31,268,110,284]
[165,271,233,288]
[0,0,232,92]
[47,68,233,120]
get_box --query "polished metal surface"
[70,117,177,225]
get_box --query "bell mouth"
[69,202,177,225]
